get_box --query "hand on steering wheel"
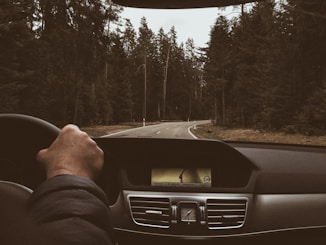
[37,124,104,180]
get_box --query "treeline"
[204,0,326,134]
[0,0,204,126]
[1,0,325,134]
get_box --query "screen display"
[151,168,211,187]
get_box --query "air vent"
[206,198,247,229]
[129,196,170,228]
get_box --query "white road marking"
[187,124,198,139]
[101,123,158,137]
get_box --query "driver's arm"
[27,125,114,245]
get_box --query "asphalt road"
[103,120,210,139]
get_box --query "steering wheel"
[0,114,60,189]
[0,114,60,242]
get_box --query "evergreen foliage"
[204,0,326,134]
[0,0,325,134]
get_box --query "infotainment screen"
[151,168,211,187]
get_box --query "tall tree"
[133,17,155,121]
[184,38,204,120]
[156,28,170,120]
[204,16,231,125]
[0,0,36,113]
[108,34,132,123]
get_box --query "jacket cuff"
[29,175,109,207]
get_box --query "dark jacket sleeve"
[27,175,115,245]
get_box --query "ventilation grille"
[129,196,170,228]
[206,198,247,229]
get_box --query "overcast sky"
[120,6,242,48]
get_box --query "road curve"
[102,120,210,139]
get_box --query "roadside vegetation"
[193,123,326,147]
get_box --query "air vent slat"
[131,206,169,211]
[131,200,169,205]
[208,209,246,212]
[208,215,245,219]
[129,196,171,228]
[133,213,170,219]
[207,198,247,230]
[134,218,170,224]
[207,205,246,209]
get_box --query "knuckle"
[80,131,89,138]
[97,147,104,156]
[87,137,97,146]
[62,124,79,133]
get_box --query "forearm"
[28,175,115,245]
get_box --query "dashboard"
[94,137,326,244]
[1,114,326,245]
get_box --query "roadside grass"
[192,123,326,147]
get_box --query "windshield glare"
[1,0,325,146]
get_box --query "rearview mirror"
[112,0,261,9]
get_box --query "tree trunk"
[163,45,171,120]
[73,86,80,124]
[143,54,147,121]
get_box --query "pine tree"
[109,34,132,123]
[204,16,231,125]
[0,0,36,113]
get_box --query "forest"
[0,0,325,135]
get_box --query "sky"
[120,6,242,48]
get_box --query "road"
[103,120,210,139]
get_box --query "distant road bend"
[102,120,210,139]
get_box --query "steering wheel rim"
[0,114,60,189]
[0,114,60,135]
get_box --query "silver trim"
[145,210,163,215]
[126,191,249,230]
[114,225,326,239]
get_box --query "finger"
[61,124,81,134]
[36,148,48,166]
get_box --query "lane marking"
[188,124,198,139]
[101,123,159,137]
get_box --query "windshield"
[1,0,325,146]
